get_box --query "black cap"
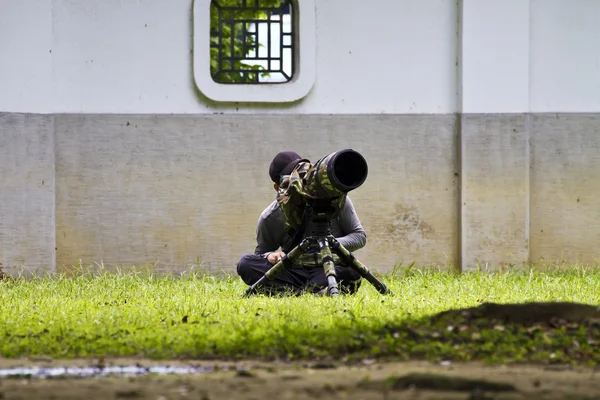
[269,151,309,183]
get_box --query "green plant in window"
[210,0,287,83]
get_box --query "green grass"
[1,265,599,365]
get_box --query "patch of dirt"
[360,372,518,392]
[430,301,600,325]
[0,358,599,400]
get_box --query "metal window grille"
[210,0,295,84]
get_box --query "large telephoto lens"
[327,149,368,192]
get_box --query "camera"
[277,149,369,232]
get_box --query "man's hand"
[267,251,286,265]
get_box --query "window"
[210,0,295,84]
[193,0,316,102]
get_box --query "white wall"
[529,0,600,112]
[461,0,530,113]
[0,0,457,114]
[0,0,599,115]
[0,0,53,113]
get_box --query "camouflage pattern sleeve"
[335,196,367,252]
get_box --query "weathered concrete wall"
[0,113,56,275]
[460,114,530,268]
[530,114,600,264]
[53,114,459,273]
[3,113,600,274]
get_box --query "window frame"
[193,0,316,103]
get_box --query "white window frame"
[193,0,316,103]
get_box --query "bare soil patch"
[0,358,599,400]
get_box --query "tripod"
[243,199,392,297]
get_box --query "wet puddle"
[0,365,248,379]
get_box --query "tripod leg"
[316,238,339,297]
[327,236,392,295]
[243,238,313,297]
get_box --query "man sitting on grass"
[236,151,367,296]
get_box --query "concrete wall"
[1,0,600,275]
[0,114,55,275]
[52,114,459,272]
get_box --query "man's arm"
[254,203,285,256]
[336,196,367,252]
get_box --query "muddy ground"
[2,302,599,399]
[0,357,599,400]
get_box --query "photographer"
[236,151,367,296]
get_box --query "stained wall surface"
[53,114,459,272]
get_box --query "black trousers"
[236,254,362,295]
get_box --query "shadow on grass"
[355,300,600,367]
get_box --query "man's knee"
[237,254,255,273]
[236,254,268,284]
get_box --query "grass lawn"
[1,264,599,366]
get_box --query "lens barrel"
[308,148,368,198]
[325,149,368,192]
